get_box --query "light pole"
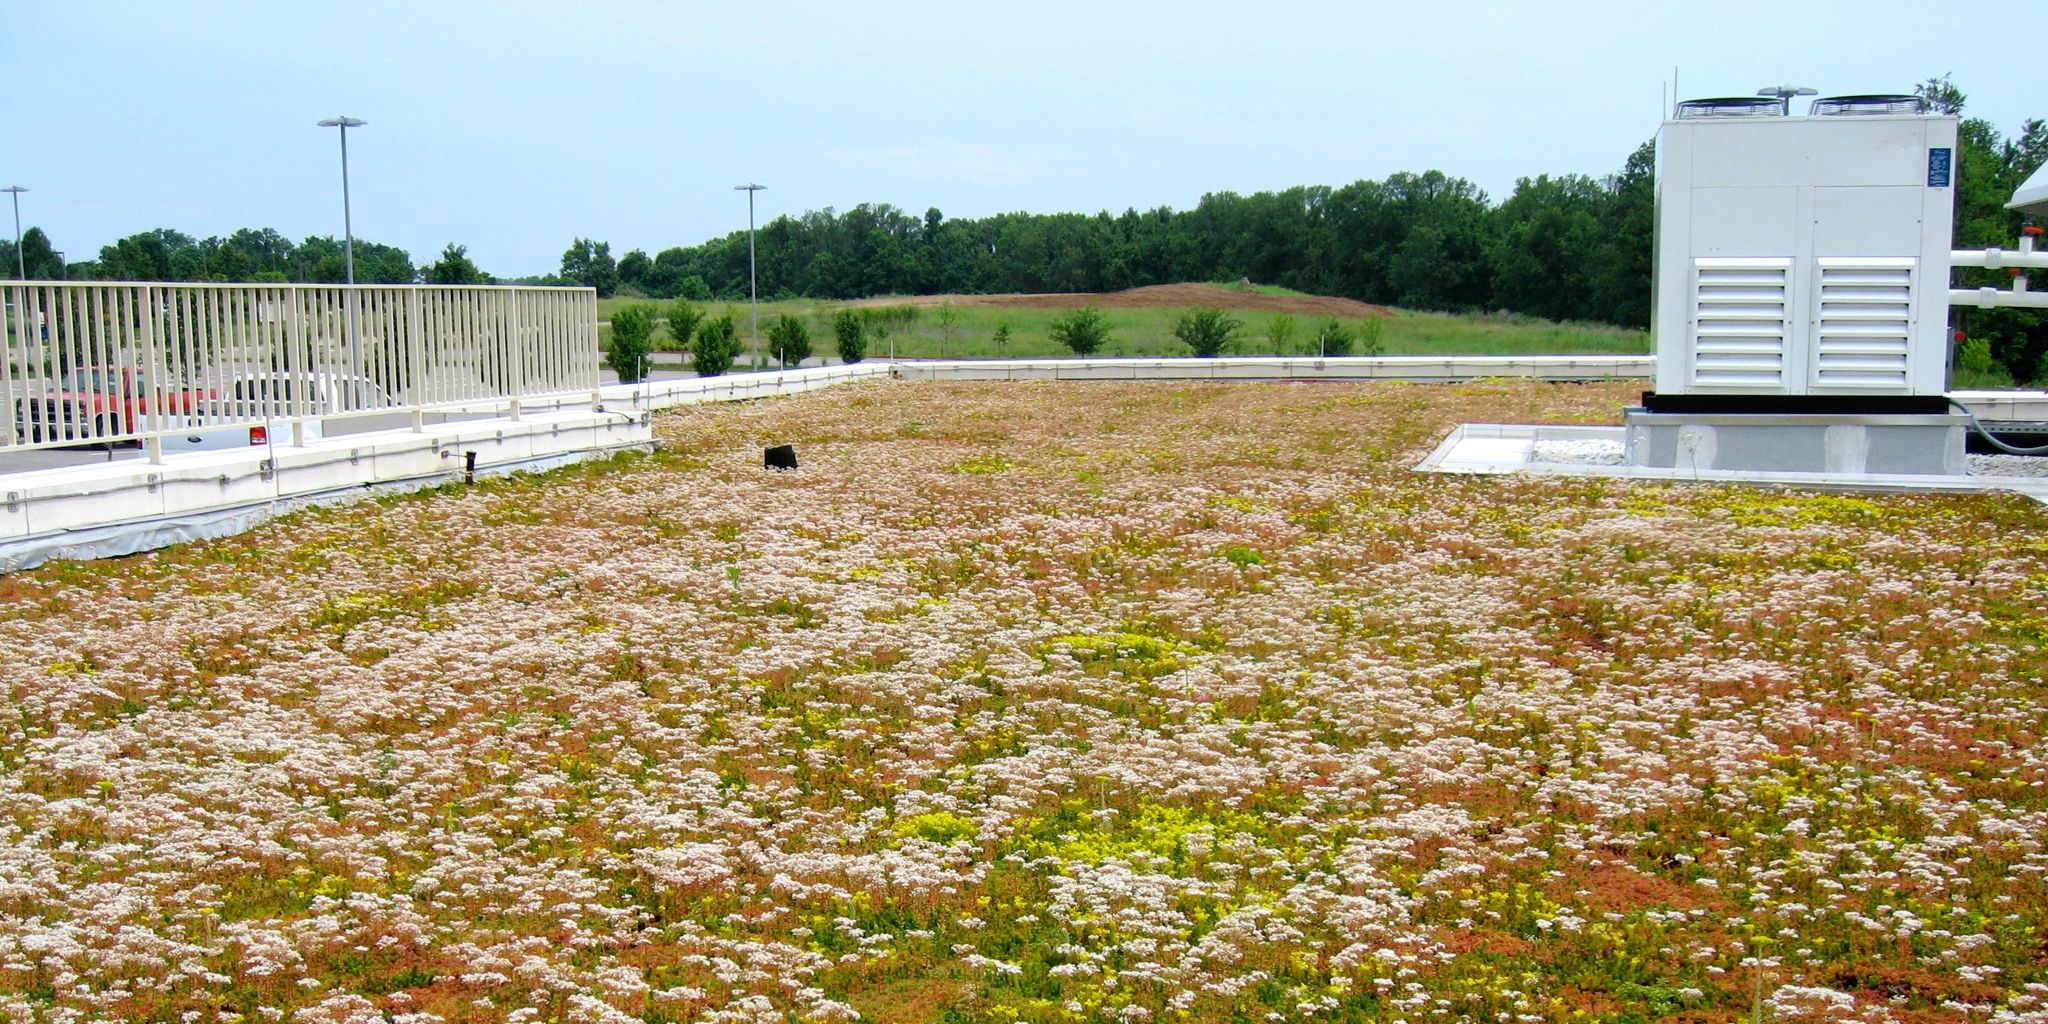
[318,117,367,393]
[2,186,26,280]
[316,118,367,283]
[734,183,765,370]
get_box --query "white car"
[159,372,396,451]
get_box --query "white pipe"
[1950,248,2048,270]
[1950,287,2048,309]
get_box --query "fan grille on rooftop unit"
[1675,97,1783,119]
[1810,94,1925,116]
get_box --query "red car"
[15,368,216,446]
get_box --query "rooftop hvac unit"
[2011,161,2048,217]
[1651,96,1957,400]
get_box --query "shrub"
[1357,315,1385,356]
[692,315,741,377]
[993,321,1012,350]
[866,304,921,328]
[678,275,711,302]
[935,300,960,354]
[666,299,704,351]
[606,303,657,383]
[1953,335,2015,388]
[1173,306,1242,358]
[1268,314,1297,354]
[1315,318,1353,357]
[768,313,812,368]
[1049,305,1110,356]
[833,309,867,364]
[865,305,920,358]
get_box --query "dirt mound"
[848,283,1390,318]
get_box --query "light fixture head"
[317,116,368,128]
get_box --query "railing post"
[3,284,18,446]
[141,284,169,464]
[408,287,427,432]
[586,291,604,412]
[506,287,523,422]
[344,283,363,418]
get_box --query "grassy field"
[3,380,2041,1023]
[596,287,1649,362]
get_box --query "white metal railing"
[1949,233,2048,310]
[1,281,598,460]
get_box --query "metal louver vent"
[1691,259,1790,389]
[1675,97,1784,119]
[1809,94,1924,117]
[1811,258,1914,390]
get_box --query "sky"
[3,1,2037,278]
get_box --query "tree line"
[6,77,2037,377]
[586,154,1653,328]
[567,75,2038,379]
[0,227,490,286]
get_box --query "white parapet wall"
[0,364,913,571]
[497,357,1655,419]
[13,353,2042,573]
[0,407,651,572]
[889,354,1655,382]
[1950,389,2048,422]
[3,357,1645,571]
[596,362,897,411]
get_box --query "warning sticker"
[1928,148,1953,188]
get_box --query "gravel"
[1967,453,2048,478]
[1524,439,2048,479]
[1531,439,1626,466]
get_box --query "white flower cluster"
[0,380,2040,1023]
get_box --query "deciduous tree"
[1049,305,1110,356]
[560,238,619,297]
[424,243,487,284]
[666,299,704,350]
[832,309,867,364]
[606,304,657,383]
[768,313,812,368]
[1267,314,1297,354]
[1173,306,1241,357]
[1314,318,1352,357]
[692,315,741,377]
